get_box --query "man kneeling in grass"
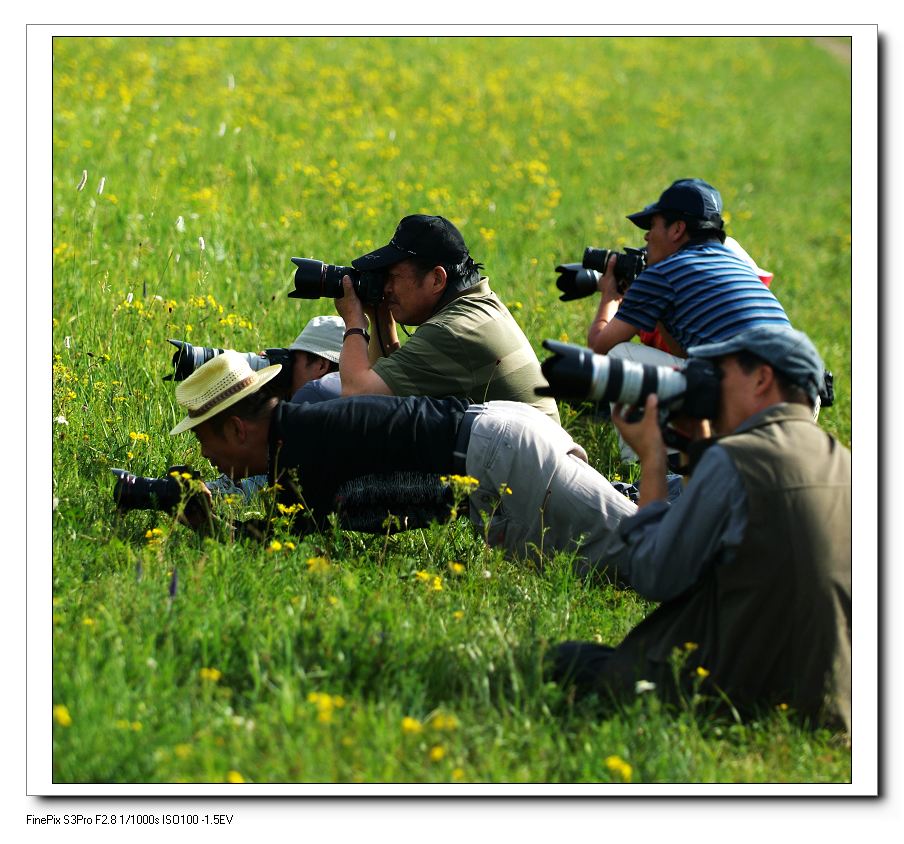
[165,349,636,568]
[550,325,851,734]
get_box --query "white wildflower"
[635,680,657,694]
[175,215,185,232]
[55,415,68,426]
[198,236,206,251]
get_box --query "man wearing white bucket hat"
[285,314,344,402]
[200,315,346,499]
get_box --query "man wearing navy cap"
[587,178,791,359]
[551,324,851,734]
[333,214,560,423]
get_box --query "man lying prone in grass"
[116,349,636,570]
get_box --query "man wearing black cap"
[551,325,851,734]
[587,179,790,359]
[333,214,560,423]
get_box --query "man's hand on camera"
[612,395,669,507]
[335,276,369,332]
[177,484,214,532]
[612,395,665,463]
[596,254,624,303]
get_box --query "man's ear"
[430,265,448,295]
[224,415,246,443]
[670,219,688,243]
[754,363,777,397]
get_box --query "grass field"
[50,35,853,786]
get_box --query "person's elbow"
[339,368,393,396]
[588,317,637,355]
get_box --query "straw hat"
[169,350,282,435]
[288,315,345,364]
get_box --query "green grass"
[51,35,852,784]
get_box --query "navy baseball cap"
[627,178,724,231]
[352,214,470,272]
[688,325,826,405]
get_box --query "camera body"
[164,340,293,393]
[289,257,385,305]
[111,465,204,513]
[555,246,647,301]
[536,339,721,421]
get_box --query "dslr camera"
[555,246,647,301]
[111,465,208,516]
[536,339,721,421]
[288,257,385,305]
[164,340,293,390]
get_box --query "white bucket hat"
[288,315,345,364]
[169,350,282,435]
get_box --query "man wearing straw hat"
[203,315,346,498]
[168,349,636,566]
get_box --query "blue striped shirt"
[615,242,791,352]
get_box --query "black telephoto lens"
[290,258,358,299]
[165,339,225,381]
[111,469,183,512]
[582,247,614,273]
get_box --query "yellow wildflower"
[199,667,222,683]
[401,716,423,734]
[267,540,283,552]
[429,713,459,732]
[53,704,72,727]
[452,610,465,621]
[449,562,465,575]
[452,767,465,781]
[429,745,446,762]
[306,556,330,573]
[605,754,633,782]
[695,666,710,679]
[226,770,244,784]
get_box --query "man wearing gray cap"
[551,325,851,733]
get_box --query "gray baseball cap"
[288,315,345,364]
[688,324,825,404]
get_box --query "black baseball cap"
[627,178,724,231]
[352,215,470,272]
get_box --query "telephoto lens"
[111,468,185,512]
[288,258,355,299]
[536,339,721,419]
[554,263,602,301]
[164,340,227,381]
[111,466,206,515]
[582,246,647,294]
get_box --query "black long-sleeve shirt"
[267,394,469,522]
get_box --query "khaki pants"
[464,401,636,572]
